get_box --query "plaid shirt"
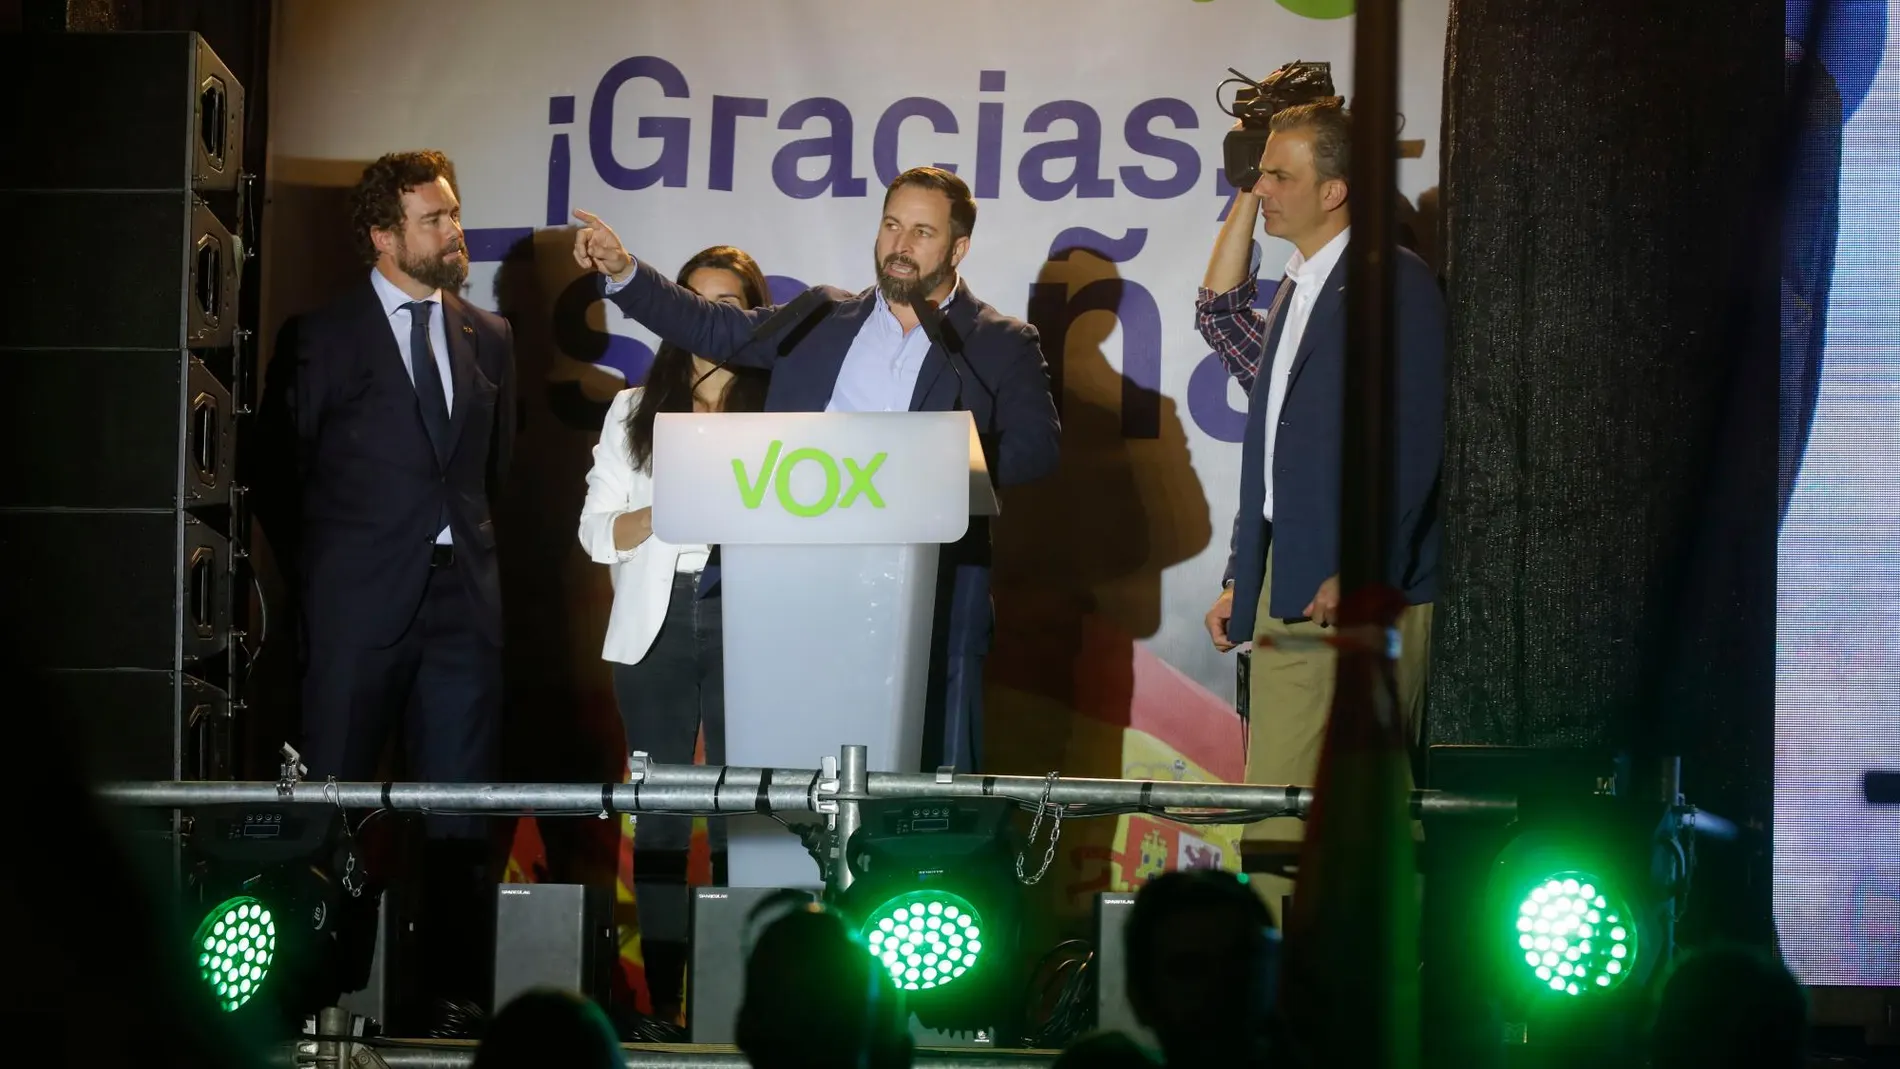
[1194,275,1282,394]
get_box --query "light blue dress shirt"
[825,282,957,413]
[603,263,958,414]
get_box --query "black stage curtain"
[1433,0,1782,932]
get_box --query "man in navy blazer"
[254,150,516,1015]
[1196,103,1445,893]
[571,167,1060,772]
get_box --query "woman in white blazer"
[576,245,771,1018]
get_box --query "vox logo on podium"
[733,440,889,517]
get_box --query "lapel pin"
[461,324,474,335]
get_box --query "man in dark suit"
[1195,103,1445,917]
[570,167,1059,772]
[254,150,516,1015]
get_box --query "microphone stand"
[910,291,970,412]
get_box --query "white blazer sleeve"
[578,387,653,566]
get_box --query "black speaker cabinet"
[4,351,232,510]
[688,885,821,1042]
[493,884,615,1011]
[338,888,424,1033]
[0,509,231,670]
[1092,892,1160,1048]
[2,192,239,351]
[0,31,244,193]
[40,669,230,781]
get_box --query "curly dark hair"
[349,150,459,265]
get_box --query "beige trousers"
[1242,549,1432,919]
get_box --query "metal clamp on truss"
[277,743,307,798]
[815,755,842,822]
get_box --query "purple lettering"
[546,133,572,227]
[1019,101,1115,202]
[766,275,810,305]
[1187,353,1248,442]
[710,96,769,191]
[1121,98,1201,199]
[547,95,575,226]
[772,97,869,199]
[554,273,654,385]
[975,70,1006,199]
[588,56,691,190]
[872,97,960,187]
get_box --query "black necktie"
[404,301,451,464]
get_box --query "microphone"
[1867,771,1900,806]
[910,294,969,412]
[747,286,835,349]
[695,287,836,393]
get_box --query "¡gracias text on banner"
[496,59,1278,444]
[572,59,1223,204]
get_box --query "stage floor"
[361,1038,1060,1067]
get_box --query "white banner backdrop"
[265,0,1447,710]
[260,2,1448,907]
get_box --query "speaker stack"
[0,32,250,793]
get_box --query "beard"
[874,250,954,307]
[398,235,469,293]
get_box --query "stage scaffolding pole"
[90,746,1524,820]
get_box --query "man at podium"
[570,167,1059,771]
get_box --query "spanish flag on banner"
[986,592,1247,918]
[1280,590,1421,1069]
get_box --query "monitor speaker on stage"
[1092,892,1160,1049]
[492,884,615,1012]
[687,885,821,1042]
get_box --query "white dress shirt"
[578,387,712,665]
[369,267,455,545]
[1262,227,1350,521]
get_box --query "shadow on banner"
[993,229,1245,934]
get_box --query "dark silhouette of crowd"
[12,667,1814,1069]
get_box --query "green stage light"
[193,895,278,1012]
[862,890,986,992]
[184,805,372,1025]
[835,798,1022,1038]
[1507,871,1637,998]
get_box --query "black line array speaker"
[0,510,232,670]
[0,31,245,192]
[1,31,248,786]
[2,191,241,350]
[4,351,233,511]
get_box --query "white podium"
[651,411,996,888]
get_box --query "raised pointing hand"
[571,209,632,279]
